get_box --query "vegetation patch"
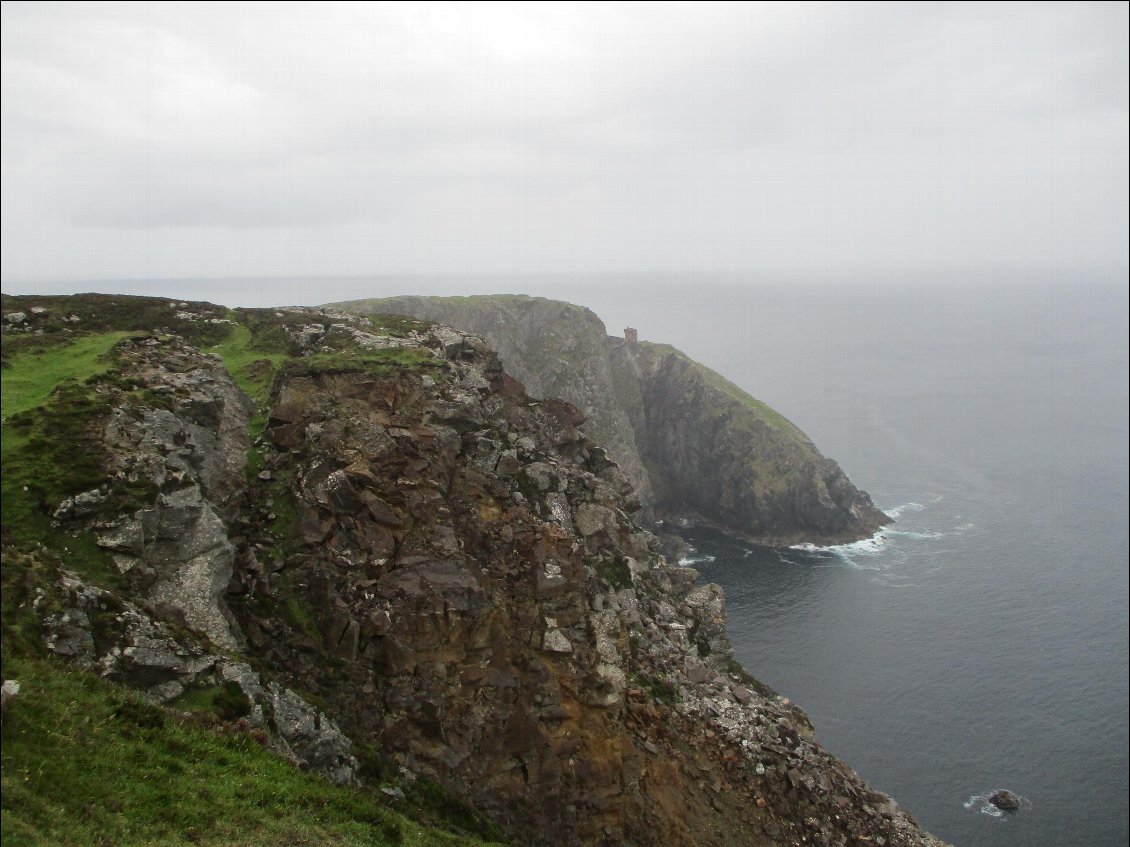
[632,672,680,707]
[0,657,504,847]
[280,346,438,381]
[209,323,289,409]
[1,332,129,421]
[0,293,231,364]
[0,380,128,586]
[593,551,633,591]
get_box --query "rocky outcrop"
[53,337,252,650]
[988,789,1021,811]
[34,559,359,784]
[334,294,888,546]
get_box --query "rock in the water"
[988,789,1021,811]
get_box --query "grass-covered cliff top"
[335,292,595,317]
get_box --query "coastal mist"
[569,275,1128,847]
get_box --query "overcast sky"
[2,1,1127,292]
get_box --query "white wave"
[678,554,716,566]
[789,496,966,572]
[964,790,1030,819]
[789,530,891,570]
[790,530,889,556]
[886,529,946,541]
[884,502,926,519]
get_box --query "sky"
[2,1,1127,295]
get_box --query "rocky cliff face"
[611,341,889,546]
[336,295,888,546]
[2,296,938,847]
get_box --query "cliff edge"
[335,294,889,546]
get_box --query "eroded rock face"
[56,337,251,650]
[34,561,359,785]
[334,295,657,517]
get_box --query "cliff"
[334,295,888,546]
[1,294,938,847]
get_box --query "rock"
[542,625,573,654]
[989,789,1021,811]
[54,488,107,519]
[268,683,359,785]
[1,680,20,718]
[573,502,616,538]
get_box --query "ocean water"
[28,272,1128,845]
[570,276,1129,847]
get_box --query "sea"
[31,271,1130,846]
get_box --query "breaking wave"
[678,553,717,566]
[789,499,974,574]
[884,502,925,519]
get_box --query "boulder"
[989,789,1021,811]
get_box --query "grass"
[0,293,231,365]
[279,346,438,381]
[592,551,633,591]
[0,657,503,847]
[209,324,289,409]
[209,323,291,442]
[1,332,129,421]
[0,382,128,586]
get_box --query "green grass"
[209,324,289,409]
[280,346,438,380]
[1,332,129,421]
[0,294,231,365]
[0,382,129,586]
[592,552,633,591]
[0,657,503,847]
[1,331,132,571]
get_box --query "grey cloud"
[2,1,1126,284]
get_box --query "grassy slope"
[0,332,130,421]
[1,334,129,585]
[1,657,497,847]
[208,323,287,408]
